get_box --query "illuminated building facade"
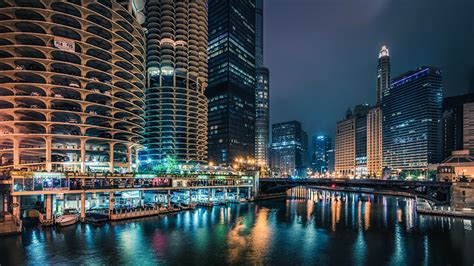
[141,0,209,164]
[270,121,307,177]
[0,0,145,173]
[335,117,355,176]
[366,107,382,177]
[254,0,270,167]
[335,105,370,176]
[207,0,256,165]
[382,67,443,171]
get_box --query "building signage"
[54,37,75,52]
[135,174,156,179]
[33,172,65,179]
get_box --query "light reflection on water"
[1,187,473,265]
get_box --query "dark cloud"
[265,0,474,139]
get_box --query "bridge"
[258,178,452,204]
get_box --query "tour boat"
[55,209,80,227]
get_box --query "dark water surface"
[1,189,473,265]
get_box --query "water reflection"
[0,187,473,265]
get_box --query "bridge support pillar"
[236,187,240,201]
[12,196,20,220]
[80,193,85,223]
[247,187,251,200]
[224,188,228,202]
[108,192,114,217]
[140,190,145,208]
[45,194,52,221]
[207,188,211,202]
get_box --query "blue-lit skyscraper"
[311,135,331,174]
[382,67,443,171]
[207,0,256,165]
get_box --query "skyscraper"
[207,0,256,165]
[0,0,145,173]
[311,135,331,174]
[270,121,307,177]
[254,0,270,167]
[382,67,443,171]
[377,45,390,104]
[141,1,209,165]
[367,45,390,178]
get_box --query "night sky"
[264,0,474,139]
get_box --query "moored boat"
[85,208,109,225]
[55,209,79,227]
[197,202,214,207]
[22,209,41,226]
[85,213,108,225]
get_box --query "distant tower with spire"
[376,45,390,105]
[367,45,390,178]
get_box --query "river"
[1,188,473,265]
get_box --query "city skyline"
[0,1,472,265]
[265,0,474,137]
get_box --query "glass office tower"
[270,121,307,177]
[382,67,443,171]
[311,135,331,174]
[254,0,270,167]
[207,0,256,165]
